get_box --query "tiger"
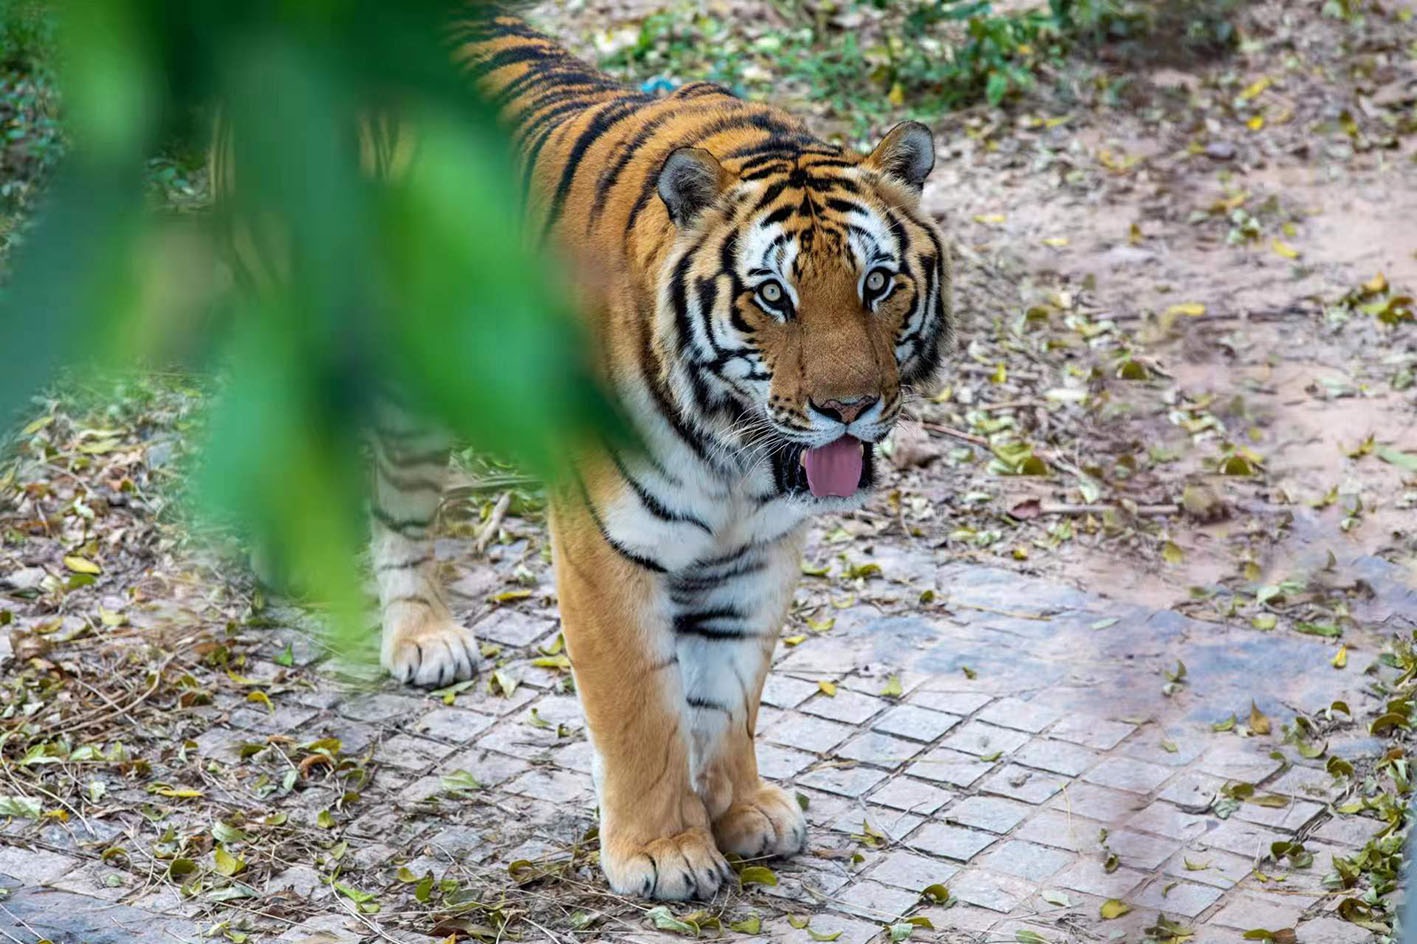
[214,6,953,901]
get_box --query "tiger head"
[655,121,953,502]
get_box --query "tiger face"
[656,122,952,502]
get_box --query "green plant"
[600,0,1148,138]
[0,1,619,652]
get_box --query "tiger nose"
[812,396,878,425]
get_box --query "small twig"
[475,491,513,555]
[0,902,39,944]
[58,654,176,737]
[975,399,1043,412]
[1028,502,1180,518]
[330,881,407,943]
[946,602,1054,621]
[920,422,988,448]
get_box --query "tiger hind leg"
[369,404,479,688]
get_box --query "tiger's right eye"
[755,280,792,317]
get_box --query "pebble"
[1205,140,1237,161]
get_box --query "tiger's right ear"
[658,148,730,226]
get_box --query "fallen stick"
[1028,501,1180,518]
[920,422,989,447]
[474,490,513,554]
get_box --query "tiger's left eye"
[863,268,893,304]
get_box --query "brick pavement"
[0,543,1407,943]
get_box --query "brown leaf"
[1249,701,1271,736]
[888,421,942,470]
[1008,499,1043,520]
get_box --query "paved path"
[1,539,1409,943]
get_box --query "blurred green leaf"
[1,0,622,662]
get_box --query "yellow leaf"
[247,690,273,712]
[1239,76,1272,100]
[21,415,53,436]
[739,865,778,886]
[1099,899,1132,920]
[783,634,807,647]
[1247,114,1265,131]
[1249,701,1271,736]
[880,675,903,697]
[1162,541,1184,565]
[818,680,837,697]
[1363,272,1388,295]
[214,846,245,877]
[1041,236,1069,248]
[1332,645,1348,669]
[63,555,101,575]
[1271,239,1300,260]
[1128,222,1144,246]
[887,82,905,107]
[1166,302,1206,318]
[973,213,1006,225]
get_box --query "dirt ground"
[1,1,1416,942]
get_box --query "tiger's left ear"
[658,147,731,226]
[865,121,936,193]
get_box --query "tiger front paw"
[601,827,732,900]
[381,615,479,688]
[712,782,808,859]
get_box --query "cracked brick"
[861,849,958,891]
[865,777,953,815]
[836,730,924,769]
[975,696,1061,733]
[907,822,998,862]
[764,713,855,754]
[871,704,961,742]
[939,720,1030,759]
[942,795,1031,834]
[1082,756,1174,793]
[974,839,1072,882]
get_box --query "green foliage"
[0,1,618,654]
[0,0,62,257]
[601,0,1157,137]
[0,0,57,72]
[603,0,1241,138]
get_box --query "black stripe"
[517,98,609,200]
[388,593,435,608]
[463,42,558,80]
[686,696,732,714]
[590,112,683,228]
[376,552,434,573]
[673,607,761,640]
[825,197,866,216]
[376,445,449,469]
[504,81,603,125]
[674,81,733,99]
[540,98,646,241]
[375,459,444,495]
[574,475,667,573]
[623,112,814,235]
[635,325,726,475]
[667,558,764,593]
[370,506,432,536]
[610,453,712,534]
[760,204,795,226]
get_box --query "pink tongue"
[803,437,863,498]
